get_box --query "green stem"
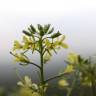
[45,72,68,83]
[91,79,96,96]
[40,37,45,96]
[67,74,77,96]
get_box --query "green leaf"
[23,30,31,36]
[84,59,89,64]
[48,27,54,34]
[78,55,83,63]
[32,44,35,53]
[30,24,36,34]
[28,28,32,33]
[51,31,61,38]
[44,24,51,33]
[37,24,44,36]
[46,49,52,56]
[50,46,57,54]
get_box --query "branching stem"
[10,52,41,69]
[45,72,68,83]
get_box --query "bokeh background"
[0,0,96,90]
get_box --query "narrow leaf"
[23,30,31,36]
[48,27,54,34]
[52,47,57,54]
[44,24,51,33]
[38,24,44,36]
[51,31,61,38]
[30,24,36,34]
[46,49,52,56]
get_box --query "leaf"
[30,24,36,34]
[32,44,35,53]
[44,24,51,33]
[51,47,57,54]
[19,63,29,66]
[83,59,89,64]
[23,30,31,36]
[46,49,52,56]
[37,24,44,36]
[78,55,82,62]
[48,27,54,34]
[28,28,32,33]
[51,31,61,38]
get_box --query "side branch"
[45,72,68,83]
[29,61,41,69]
[10,52,41,69]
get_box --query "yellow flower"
[58,79,69,87]
[17,76,40,96]
[17,76,32,88]
[64,65,74,73]
[67,53,78,64]
[19,87,33,96]
[15,54,30,63]
[32,92,40,96]
[19,87,40,96]
[13,40,22,50]
[43,52,51,64]
[17,76,39,90]
[60,35,66,42]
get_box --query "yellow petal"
[64,65,74,73]
[67,53,78,64]
[58,79,69,87]
[17,81,24,87]
[60,35,65,42]
[24,76,32,87]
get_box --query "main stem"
[40,36,45,96]
[91,79,96,96]
[67,72,77,96]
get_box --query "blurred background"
[0,0,96,93]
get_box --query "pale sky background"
[0,0,96,56]
[0,0,96,87]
